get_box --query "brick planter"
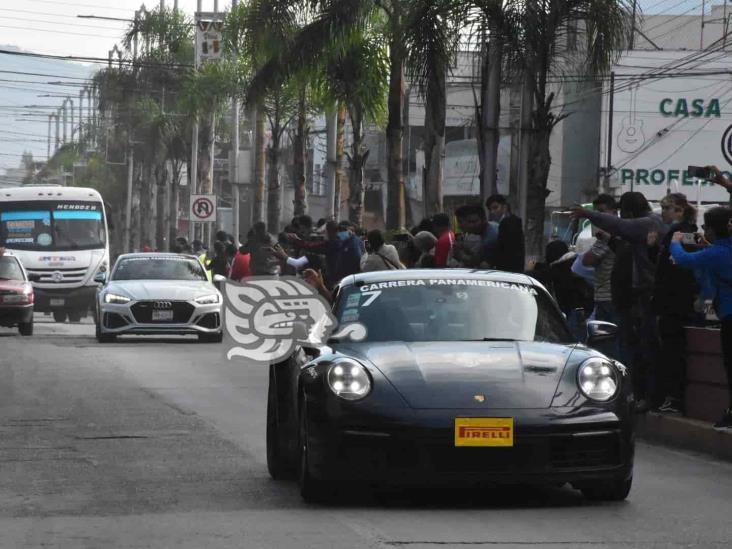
[685,326,730,422]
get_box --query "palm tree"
[500,0,632,256]
[404,0,465,218]
[313,30,389,226]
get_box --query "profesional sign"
[190,194,216,222]
[605,51,732,201]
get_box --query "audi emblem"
[153,301,173,310]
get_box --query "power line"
[26,0,133,12]
[0,24,121,39]
[0,49,193,70]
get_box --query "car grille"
[549,433,621,469]
[27,267,88,284]
[130,301,194,324]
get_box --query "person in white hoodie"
[360,230,405,272]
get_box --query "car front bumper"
[305,403,635,486]
[0,304,33,327]
[98,300,222,336]
[34,285,97,313]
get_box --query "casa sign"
[659,98,721,118]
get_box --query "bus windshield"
[0,201,107,251]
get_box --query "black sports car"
[267,270,634,502]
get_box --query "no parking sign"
[191,195,216,222]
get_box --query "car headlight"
[195,293,220,305]
[327,358,372,401]
[104,293,131,304]
[577,357,620,402]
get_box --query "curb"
[637,412,732,462]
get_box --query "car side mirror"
[93,272,107,285]
[27,273,41,283]
[587,321,618,345]
[213,274,226,283]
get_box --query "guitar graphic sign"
[617,83,646,153]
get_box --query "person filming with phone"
[669,206,732,429]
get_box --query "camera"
[687,166,710,179]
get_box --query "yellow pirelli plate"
[454,418,514,447]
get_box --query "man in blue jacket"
[670,206,732,430]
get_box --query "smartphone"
[687,166,710,179]
[681,233,697,245]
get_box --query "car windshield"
[0,201,106,251]
[334,278,573,344]
[0,256,24,280]
[112,257,206,281]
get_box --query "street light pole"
[47,114,53,160]
[230,0,240,244]
[190,0,203,244]
[79,88,85,147]
[55,108,61,151]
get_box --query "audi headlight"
[327,358,372,401]
[195,293,220,305]
[578,358,620,402]
[104,293,130,304]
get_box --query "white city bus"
[0,186,109,322]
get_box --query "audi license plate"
[152,310,174,322]
[50,298,65,307]
[454,418,514,447]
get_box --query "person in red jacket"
[229,244,252,282]
[432,213,455,268]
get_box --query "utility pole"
[325,110,338,219]
[61,100,68,144]
[604,72,615,192]
[230,0,240,243]
[55,108,61,151]
[190,0,203,244]
[78,88,85,147]
[630,0,637,50]
[47,114,53,161]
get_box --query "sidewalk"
[637,412,732,462]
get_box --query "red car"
[0,249,37,336]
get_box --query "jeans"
[658,314,688,403]
[722,316,732,406]
[635,292,660,405]
[593,301,621,361]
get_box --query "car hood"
[334,341,577,409]
[105,280,218,301]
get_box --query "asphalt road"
[1,315,731,548]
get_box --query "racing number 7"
[361,290,382,307]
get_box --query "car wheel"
[18,320,33,336]
[581,476,632,502]
[298,400,332,503]
[53,310,67,323]
[96,324,115,343]
[267,367,295,480]
[198,332,223,343]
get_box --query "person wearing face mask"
[653,194,699,415]
[286,220,363,288]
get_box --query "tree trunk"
[334,103,347,222]
[423,64,446,218]
[253,106,267,224]
[348,105,368,227]
[386,38,405,230]
[267,135,281,233]
[293,91,308,217]
[525,125,552,258]
[480,33,502,202]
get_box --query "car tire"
[298,400,332,503]
[68,311,82,323]
[18,320,33,336]
[96,324,115,343]
[581,476,632,502]
[267,367,295,480]
[198,332,223,343]
[53,310,67,323]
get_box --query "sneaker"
[656,398,682,415]
[713,409,732,430]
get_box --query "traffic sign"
[196,12,224,63]
[191,194,217,222]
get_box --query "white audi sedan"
[95,253,224,343]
